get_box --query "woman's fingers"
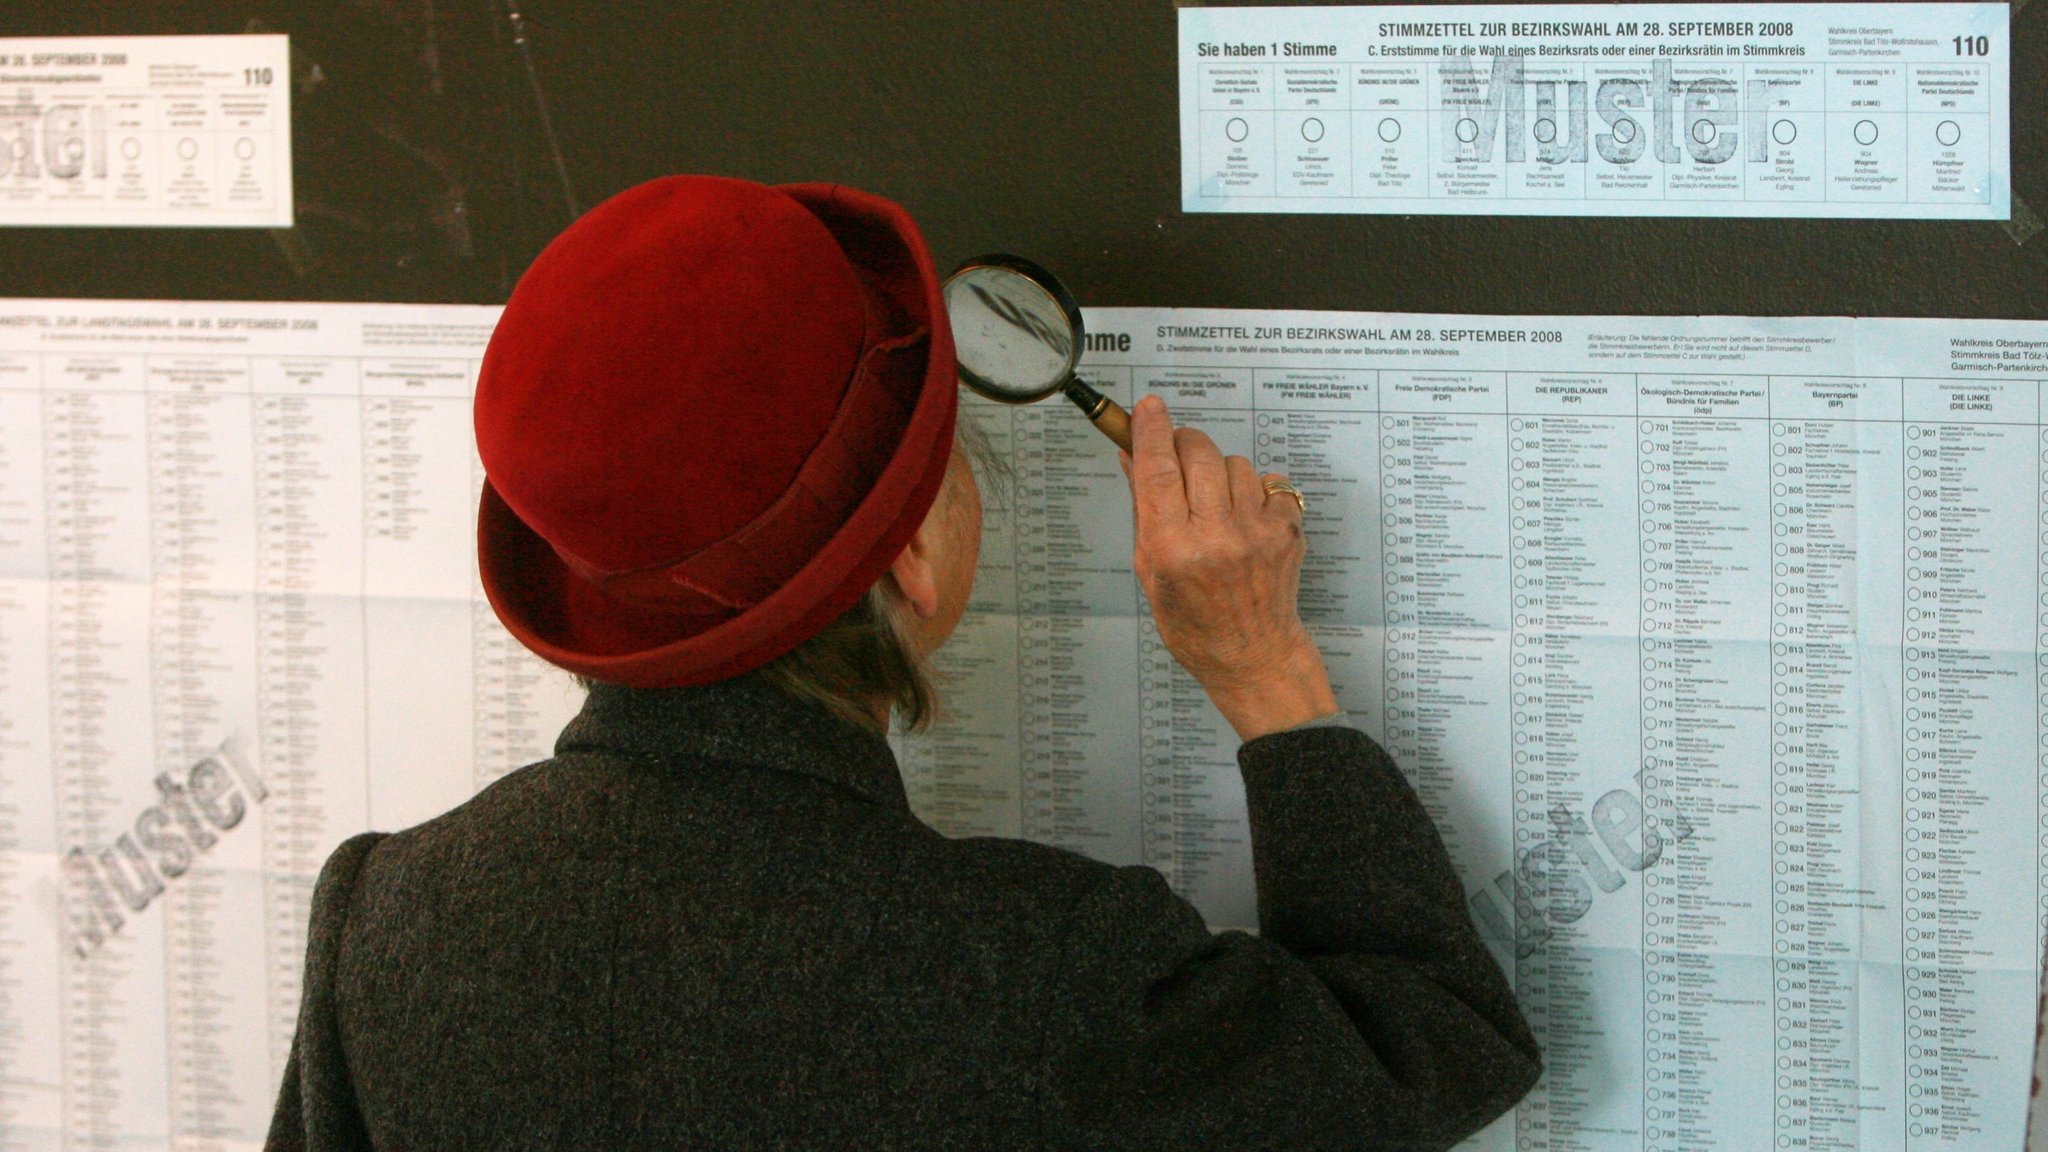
[1128,395,1187,525]
[1175,426,1232,517]
[1117,397,1335,737]
[1258,471,1306,537]
[1124,395,1292,528]
[1225,455,1262,517]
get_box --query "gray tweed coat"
[266,678,1539,1150]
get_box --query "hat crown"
[474,176,956,687]
[476,176,869,574]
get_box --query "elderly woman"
[266,176,1539,1151]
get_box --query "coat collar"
[555,677,910,812]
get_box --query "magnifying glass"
[944,254,1132,452]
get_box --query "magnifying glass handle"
[1062,378,1134,453]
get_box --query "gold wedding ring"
[1262,477,1306,514]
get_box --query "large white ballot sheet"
[0,299,582,1149]
[0,36,292,228]
[4,299,2048,1150]
[1178,4,2011,218]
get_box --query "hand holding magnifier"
[944,254,1132,452]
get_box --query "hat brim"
[478,183,958,687]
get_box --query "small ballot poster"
[1179,4,2011,219]
[0,35,292,228]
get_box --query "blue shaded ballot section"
[896,310,2048,1150]
[1179,4,2011,219]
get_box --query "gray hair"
[750,583,933,735]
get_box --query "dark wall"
[3,1,2042,318]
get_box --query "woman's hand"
[1119,395,1339,741]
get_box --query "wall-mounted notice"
[0,298,580,1148]
[0,35,292,227]
[1179,4,2011,219]
[9,297,2048,1149]
[904,307,2048,1150]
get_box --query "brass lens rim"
[944,253,1087,404]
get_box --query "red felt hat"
[474,175,957,687]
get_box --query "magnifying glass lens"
[942,254,1131,452]
[945,266,1074,400]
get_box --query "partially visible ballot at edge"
[0,35,292,227]
[1179,4,2011,219]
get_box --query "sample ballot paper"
[5,298,2048,1150]
[0,36,292,228]
[904,309,2048,1151]
[1179,4,2011,219]
[0,300,583,1148]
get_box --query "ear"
[886,510,945,621]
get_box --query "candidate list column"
[1901,378,2039,1147]
[1249,370,1382,738]
[144,353,272,1147]
[45,350,168,1150]
[0,348,61,1147]
[249,353,370,1073]
[361,358,478,829]
[1767,376,1907,1152]
[1134,367,1256,928]
[1377,372,1511,895]
[1635,374,1773,1152]
[1505,373,1647,1152]
[1379,369,1514,1151]
[1012,369,1142,876]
